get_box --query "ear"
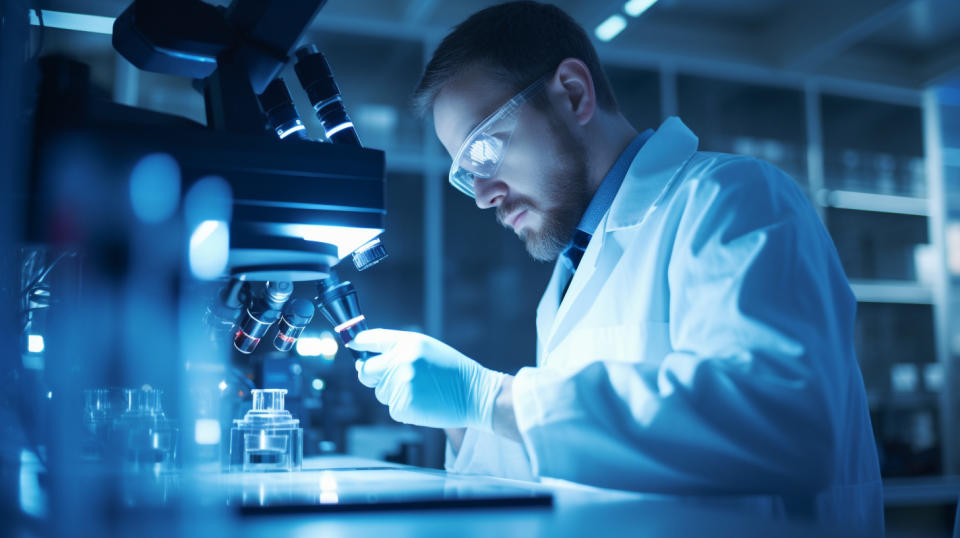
[550,58,597,126]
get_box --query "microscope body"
[17,2,388,517]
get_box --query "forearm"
[492,374,521,442]
[445,427,466,454]
[447,374,520,455]
[510,358,833,493]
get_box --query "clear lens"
[465,135,504,170]
[448,77,545,198]
[449,167,476,197]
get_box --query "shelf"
[849,280,934,304]
[883,475,960,507]
[817,189,929,216]
[868,391,939,410]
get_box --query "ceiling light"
[623,0,659,17]
[595,15,627,42]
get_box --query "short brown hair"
[412,1,618,117]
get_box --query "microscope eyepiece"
[294,45,361,146]
[258,77,307,140]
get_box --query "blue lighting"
[154,45,217,65]
[188,220,229,279]
[278,123,307,139]
[282,224,382,259]
[325,122,354,138]
[29,10,115,35]
[623,0,659,17]
[129,153,181,224]
[595,15,627,42]
[27,334,44,354]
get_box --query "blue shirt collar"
[574,129,654,236]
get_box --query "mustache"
[496,199,535,227]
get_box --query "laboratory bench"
[10,455,867,537]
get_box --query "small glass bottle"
[228,389,302,472]
[113,388,178,473]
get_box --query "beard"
[496,120,590,262]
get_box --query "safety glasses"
[448,77,547,198]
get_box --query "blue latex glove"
[347,329,505,432]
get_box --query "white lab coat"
[446,117,884,533]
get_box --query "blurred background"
[11,0,960,534]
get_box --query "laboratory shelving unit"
[41,10,957,481]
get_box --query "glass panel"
[857,303,937,392]
[821,95,924,196]
[677,75,807,186]
[603,65,661,132]
[827,209,928,281]
[857,303,940,477]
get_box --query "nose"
[473,177,507,209]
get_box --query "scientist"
[347,1,882,532]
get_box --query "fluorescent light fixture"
[282,224,382,259]
[27,334,44,354]
[29,10,115,35]
[623,0,659,17]
[595,15,627,42]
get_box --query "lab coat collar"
[536,117,699,356]
[605,116,699,231]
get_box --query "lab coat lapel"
[541,117,699,353]
[545,223,621,353]
[535,260,569,363]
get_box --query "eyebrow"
[456,102,500,151]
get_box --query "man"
[347,1,883,532]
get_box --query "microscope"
[16,0,386,505]
[108,0,386,358]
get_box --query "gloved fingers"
[346,328,406,353]
[356,352,395,388]
[373,357,411,406]
[387,386,413,424]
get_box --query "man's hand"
[348,329,505,432]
